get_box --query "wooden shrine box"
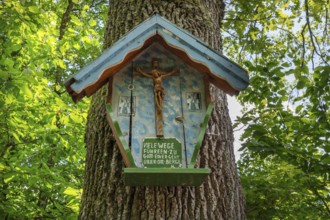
[65,15,248,186]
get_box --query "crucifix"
[135,58,179,137]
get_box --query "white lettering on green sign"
[142,138,182,168]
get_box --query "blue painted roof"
[65,14,249,102]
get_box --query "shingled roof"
[65,14,249,102]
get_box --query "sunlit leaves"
[28,6,39,14]
[239,155,328,219]
[0,0,108,219]
[224,0,330,218]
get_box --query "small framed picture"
[186,92,201,111]
[118,96,136,116]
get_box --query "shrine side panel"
[112,65,156,167]
[180,70,206,164]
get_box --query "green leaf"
[10,44,22,52]
[0,70,9,78]
[300,117,310,124]
[321,155,330,164]
[28,6,39,14]
[70,113,83,123]
[21,84,33,98]
[5,94,15,104]
[12,132,21,142]
[71,15,83,26]
[4,173,15,183]
[64,187,81,197]
[4,58,14,68]
[324,145,330,153]
[89,19,97,27]
[0,163,7,171]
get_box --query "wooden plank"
[124,168,210,186]
[189,103,214,168]
[105,103,136,167]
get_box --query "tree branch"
[304,0,329,65]
[311,187,330,215]
[324,0,329,38]
[221,27,239,39]
[300,24,307,68]
[223,16,274,23]
[56,0,75,91]
[59,0,74,40]
[311,49,315,69]
[276,26,300,45]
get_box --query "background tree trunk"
[79,1,245,219]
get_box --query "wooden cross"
[135,59,179,137]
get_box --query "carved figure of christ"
[135,59,179,137]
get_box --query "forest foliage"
[223,0,329,218]
[0,0,329,219]
[0,0,108,218]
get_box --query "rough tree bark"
[79,0,245,219]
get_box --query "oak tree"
[79,0,245,219]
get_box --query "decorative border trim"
[189,103,214,168]
[105,103,136,167]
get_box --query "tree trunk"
[79,1,245,219]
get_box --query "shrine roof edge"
[65,14,249,102]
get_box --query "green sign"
[142,138,182,168]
